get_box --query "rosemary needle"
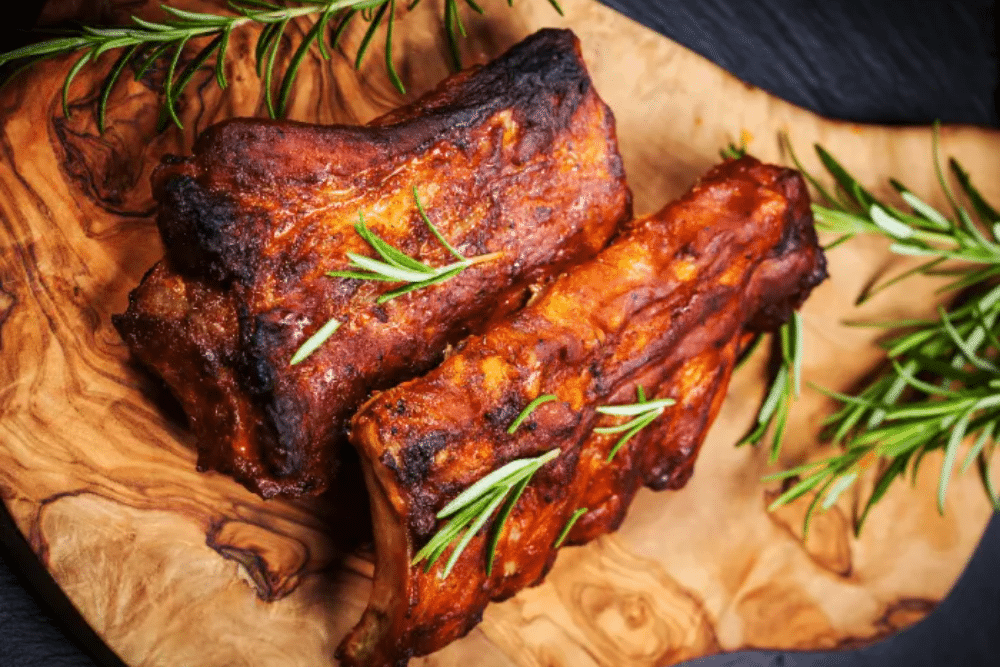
[507,394,558,434]
[554,508,587,548]
[289,316,342,365]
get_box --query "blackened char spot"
[260,394,306,477]
[486,394,525,431]
[408,488,440,537]
[236,309,284,395]
[397,430,450,486]
[702,287,734,318]
[156,175,242,284]
[647,450,694,492]
[232,309,315,481]
[769,168,823,263]
[439,29,591,165]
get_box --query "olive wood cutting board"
[1,0,998,665]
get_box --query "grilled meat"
[341,156,827,666]
[114,29,632,497]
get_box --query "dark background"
[0,1,997,666]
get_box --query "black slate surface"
[600,0,998,128]
[0,1,998,666]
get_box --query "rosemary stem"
[768,130,1000,535]
[910,228,965,247]
[465,251,503,266]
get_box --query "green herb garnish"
[289,316,342,365]
[554,507,587,548]
[0,0,563,131]
[329,188,500,304]
[759,124,1000,534]
[737,310,803,460]
[595,386,675,461]
[720,140,748,160]
[507,394,558,434]
[412,448,560,578]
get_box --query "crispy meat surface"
[341,156,827,666]
[113,29,631,497]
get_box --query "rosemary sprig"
[554,507,586,548]
[595,386,675,461]
[411,448,560,578]
[4,1,382,129]
[289,315,342,365]
[738,311,803,460]
[507,394,558,434]
[763,124,1000,534]
[328,188,500,304]
[1,0,559,131]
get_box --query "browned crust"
[113,29,632,497]
[341,157,827,666]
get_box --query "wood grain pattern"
[0,0,997,665]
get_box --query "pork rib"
[114,29,631,497]
[342,156,827,666]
